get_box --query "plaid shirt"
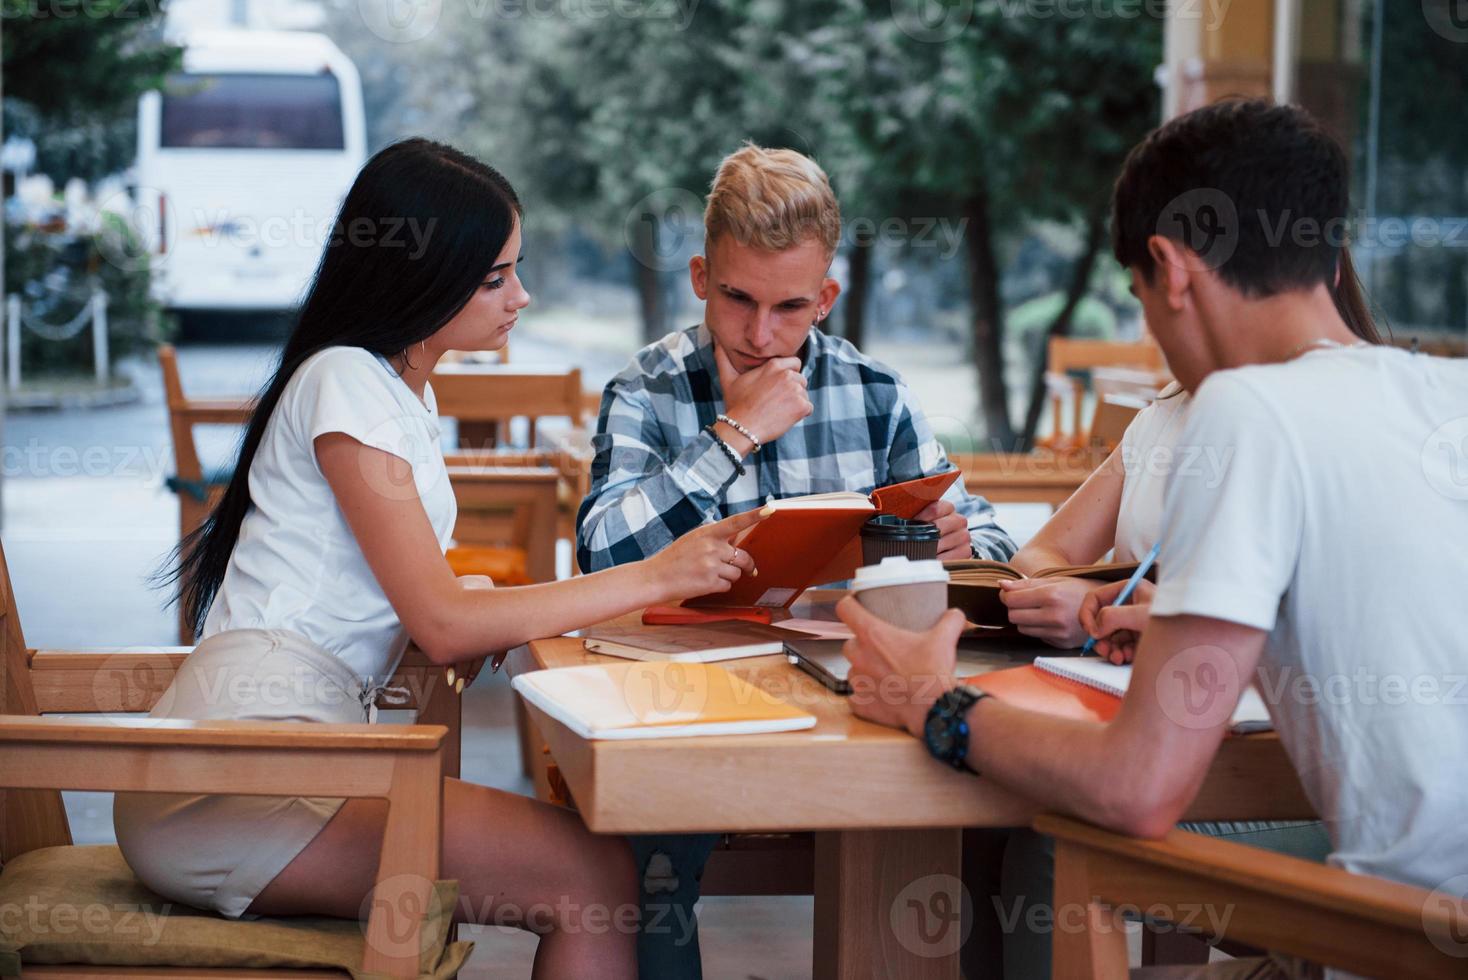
[576,324,1016,572]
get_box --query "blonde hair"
[704,144,842,258]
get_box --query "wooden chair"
[1042,338,1167,452]
[1038,812,1467,979]
[949,449,1109,510]
[434,364,592,573]
[432,364,585,455]
[0,540,469,978]
[158,344,254,644]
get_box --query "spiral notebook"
[1032,657,1273,733]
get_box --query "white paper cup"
[850,556,950,631]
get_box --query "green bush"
[1007,291,1116,364]
[5,215,175,379]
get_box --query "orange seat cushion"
[446,545,532,586]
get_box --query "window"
[160,72,345,150]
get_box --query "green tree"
[2,0,181,181]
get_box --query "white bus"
[136,30,367,317]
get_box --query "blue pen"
[1080,541,1161,656]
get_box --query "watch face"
[925,711,955,757]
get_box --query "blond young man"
[576,145,1015,978]
[576,144,1014,575]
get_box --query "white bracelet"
[717,414,762,454]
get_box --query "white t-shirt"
[203,346,458,682]
[1151,345,1468,895]
[1113,383,1192,561]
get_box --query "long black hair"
[161,138,522,636]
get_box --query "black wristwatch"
[923,685,988,774]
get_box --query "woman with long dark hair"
[114,139,761,977]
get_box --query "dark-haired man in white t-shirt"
[837,98,1468,978]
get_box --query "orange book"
[510,661,817,740]
[683,470,961,610]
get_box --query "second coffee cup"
[850,555,951,632]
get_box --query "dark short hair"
[1111,99,1348,297]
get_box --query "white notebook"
[1033,657,1274,734]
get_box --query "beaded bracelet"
[704,424,746,477]
[716,414,762,454]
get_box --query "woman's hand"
[998,576,1103,648]
[642,507,770,603]
[1078,578,1157,665]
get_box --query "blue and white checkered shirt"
[576,324,1016,572]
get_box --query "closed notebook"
[973,658,1273,734]
[684,469,962,611]
[946,558,1154,628]
[580,622,795,663]
[512,661,818,740]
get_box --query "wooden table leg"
[814,828,964,980]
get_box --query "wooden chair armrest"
[2,715,443,976]
[172,399,255,425]
[1035,813,1465,978]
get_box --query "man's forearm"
[960,695,1171,837]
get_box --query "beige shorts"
[113,628,386,919]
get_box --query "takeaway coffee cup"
[849,555,950,632]
[859,515,940,565]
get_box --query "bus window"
[160,73,345,150]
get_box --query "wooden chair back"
[1087,394,1146,452]
[1042,338,1167,451]
[1038,813,1467,979]
[0,541,72,862]
[430,364,585,452]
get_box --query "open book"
[511,661,818,740]
[946,557,1153,628]
[973,658,1272,734]
[684,469,961,610]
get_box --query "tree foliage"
[2,0,182,181]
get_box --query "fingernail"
[751,567,759,578]
[446,667,456,686]
[456,677,465,694]
[759,504,775,517]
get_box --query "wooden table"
[507,594,1312,979]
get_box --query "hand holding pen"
[1078,542,1160,664]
